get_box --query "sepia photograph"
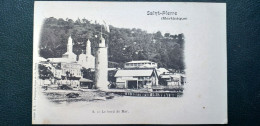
[32,2,227,124]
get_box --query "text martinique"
[161,17,187,21]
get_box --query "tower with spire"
[95,34,109,90]
[62,36,77,62]
[78,39,95,69]
[85,39,95,69]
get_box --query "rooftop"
[114,69,156,77]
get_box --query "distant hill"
[39,17,185,70]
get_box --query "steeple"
[86,39,91,55]
[67,36,73,52]
[62,35,77,62]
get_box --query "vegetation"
[40,17,185,70]
[38,64,53,80]
[81,68,95,80]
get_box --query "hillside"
[39,17,185,70]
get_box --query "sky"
[34,1,191,35]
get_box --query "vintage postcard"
[32,1,227,124]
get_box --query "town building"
[159,72,186,86]
[156,68,170,75]
[48,36,78,64]
[124,60,158,69]
[46,36,83,86]
[78,39,95,69]
[114,69,159,89]
[60,62,82,78]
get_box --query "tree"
[154,31,163,39]
[164,33,170,37]
[38,64,53,80]
[39,17,185,71]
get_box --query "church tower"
[86,39,91,56]
[78,39,95,69]
[95,35,109,90]
[62,36,77,62]
[85,39,95,69]
[67,36,73,53]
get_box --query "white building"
[114,69,159,89]
[62,36,77,62]
[159,73,186,86]
[78,39,95,69]
[156,68,170,75]
[47,36,82,80]
[48,36,77,63]
[124,60,158,69]
[60,62,82,78]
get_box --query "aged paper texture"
[32,2,227,124]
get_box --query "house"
[171,73,186,85]
[114,69,159,89]
[60,62,82,78]
[124,60,158,69]
[159,72,186,86]
[47,36,83,80]
[156,68,170,75]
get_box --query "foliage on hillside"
[39,17,185,70]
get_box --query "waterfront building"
[156,67,170,75]
[159,72,186,86]
[124,60,158,69]
[114,69,159,89]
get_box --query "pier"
[106,89,183,97]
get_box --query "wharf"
[106,89,183,97]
